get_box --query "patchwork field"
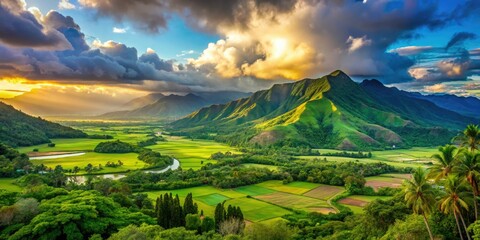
[144,180,345,222]
[145,185,291,222]
[339,195,392,214]
[365,174,410,190]
[303,184,344,200]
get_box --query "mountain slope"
[122,93,165,110]
[100,91,251,120]
[407,92,480,118]
[359,79,476,129]
[172,71,478,150]
[0,102,87,147]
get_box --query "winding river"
[29,152,86,160]
[71,158,180,184]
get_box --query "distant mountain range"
[100,91,251,120]
[0,101,86,147]
[172,71,479,150]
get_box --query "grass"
[147,136,238,170]
[226,197,292,222]
[339,195,392,213]
[30,152,143,174]
[196,193,230,206]
[144,185,291,222]
[255,192,330,212]
[234,185,276,196]
[0,178,23,192]
[17,138,105,153]
[296,147,438,168]
[241,164,280,171]
[255,180,320,195]
[303,184,344,200]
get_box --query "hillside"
[408,92,480,118]
[172,71,478,150]
[100,91,251,120]
[122,93,165,110]
[0,102,87,147]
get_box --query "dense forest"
[0,102,87,147]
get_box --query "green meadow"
[0,178,23,192]
[147,136,238,170]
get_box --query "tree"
[8,191,155,240]
[455,124,480,152]
[380,215,430,240]
[455,151,480,220]
[429,144,461,182]
[439,175,472,240]
[184,193,198,216]
[403,167,435,240]
[219,218,244,236]
[185,214,201,232]
[214,202,226,231]
[201,216,215,233]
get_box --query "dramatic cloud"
[1,0,479,95]
[346,36,372,53]
[113,27,127,34]
[58,0,76,10]
[390,46,433,56]
[445,32,477,50]
[0,1,72,50]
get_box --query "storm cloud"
[0,0,72,50]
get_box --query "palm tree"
[439,175,472,240]
[429,144,460,182]
[454,124,480,152]
[454,151,480,220]
[403,167,436,240]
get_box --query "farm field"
[297,147,437,168]
[147,136,238,170]
[339,195,392,214]
[29,152,143,174]
[17,124,238,173]
[145,180,345,222]
[365,174,411,190]
[0,178,22,192]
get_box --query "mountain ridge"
[172,70,478,150]
[0,101,87,147]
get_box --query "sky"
[0,0,479,112]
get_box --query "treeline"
[0,144,31,177]
[0,102,87,147]
[94,140,136,153]
[137,135,166,147]
[319,151,372,158]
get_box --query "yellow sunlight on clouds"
[0,78,40,98]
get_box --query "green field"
[0,178,23,192]
[143,180,346,222]
[30,152,143,174]
[255,180,320,195]
[339,195,392,214]
[144,185,291,222]
[241,163,280,171]
[147,136,238,170]
[18,123,238,173]
[17,138,105,153]
[297,147,437,168]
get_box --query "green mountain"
[101,91,251,120]
[0,101,87,147]
[172,71,478,150]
